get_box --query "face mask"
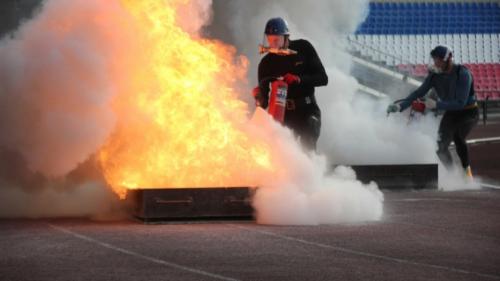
[427,56,446,74]
[259,34,296,55]
[261,34,285,49]
[427,64,443,74]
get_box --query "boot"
[465,166,473,181]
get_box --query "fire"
[99,0,275,199]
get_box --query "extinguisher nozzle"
[258,44,297,56]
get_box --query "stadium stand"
[348,1,500,109]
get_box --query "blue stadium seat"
[356,1,500,35]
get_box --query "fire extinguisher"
[390,98,428,125]
[411,99,426,113]
[267,79,288,123]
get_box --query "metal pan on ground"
[126,187,255,223]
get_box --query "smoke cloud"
[439,165,481,191]
[249,109,383,225]
[0,0,140,218]
[0,181,122,219]
[0,0,139,177]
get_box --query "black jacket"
[258,39,328,101]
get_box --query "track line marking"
[48,223,239,281]
[481,183,500,190]
[467,136,500,145]
[388,198,469,202]
[229,224,500,280]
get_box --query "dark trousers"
[437,107,479,169]
[284,104,321,151]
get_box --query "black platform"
[350,164,438,190]
[126,187,254,222]
[127,165,437,221]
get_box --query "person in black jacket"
[255,17,328,151]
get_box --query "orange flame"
[99,0,274,198]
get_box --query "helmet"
[430,45,452,61]
[264,17,289,35]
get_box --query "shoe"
[465,166,473,181]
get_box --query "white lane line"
[481,183,500,189]
[350,55,421,86]
[388,198,469,202]
[48,223,239,281]
[467,137,500,145]
[230,224,500,280]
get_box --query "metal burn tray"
[126,187,254,222]
[350,164,438,190]
[126,165,437,222]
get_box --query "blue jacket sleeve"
[436,68,472,111]
[399,74,433,111]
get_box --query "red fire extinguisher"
[267,79,288,123]
[411,99,426,113]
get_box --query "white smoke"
[0,182,122,219]
[317,67,439,165]
[0,0,139,218]
[438,164,481,191]
[0,0,138,177]
[248,109,383,225]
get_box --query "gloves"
[424,98,437,110]
[252,86,260,99]
[386,104,401,114]
[282,73,300,85]
[252,86,268,108]
[252,86,262,107]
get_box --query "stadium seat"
[350,1,500,100]
[356,2,500,35]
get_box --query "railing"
[346,36,422,79]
